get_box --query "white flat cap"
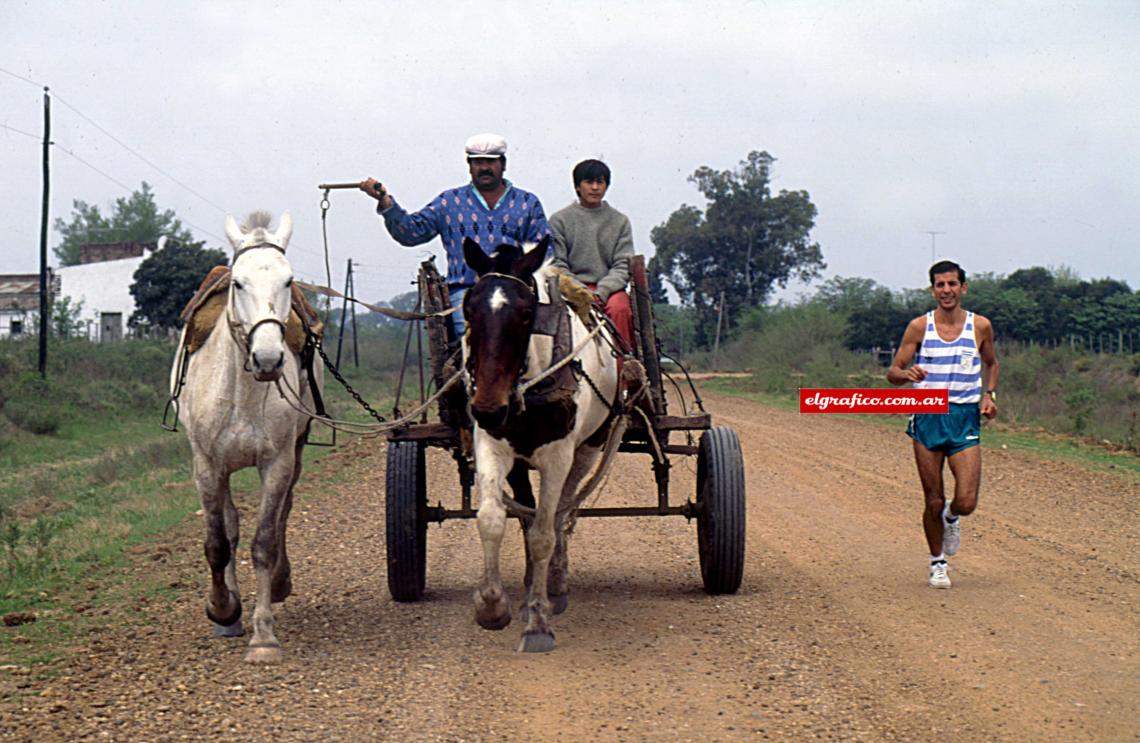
[464,133,507,159]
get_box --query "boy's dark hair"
[929,260,966,285]
[572,159,611,189]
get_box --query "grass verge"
[0,364,400,681]
[700,375,1140,480]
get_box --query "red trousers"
[588,284,635,353]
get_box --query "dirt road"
[3,393,1137,741]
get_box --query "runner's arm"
[886,317,928,386]
[976,315,1000,418]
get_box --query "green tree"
[646,256,669,304]
[129,241,228,330]
[989,287,1045,341]
[53,182,196,266]
[652,304,697,361]
[650,151,824,344]
[51,296,84,338]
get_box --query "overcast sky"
[3,1,1137,308]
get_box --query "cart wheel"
[696,426,745,594]
[386,440,427,602]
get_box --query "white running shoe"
[929,562,951,589]
[943,516,961,557]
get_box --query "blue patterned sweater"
[380,181,552,288]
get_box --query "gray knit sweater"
[549,202,635,301]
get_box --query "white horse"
[461,237,622,652]
[171,211,322,663]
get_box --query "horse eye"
[233,280,244,291]
[285,278,293,288]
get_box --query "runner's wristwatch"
[985,389,997,401]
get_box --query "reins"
[273,360,467,436]
[297,279,459,322]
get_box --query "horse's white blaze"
[489,286,508,312]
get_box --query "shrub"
[3,398,63,435]
[724,304,878,393]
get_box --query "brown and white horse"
[170,211,322,663]
[462,237,621,652]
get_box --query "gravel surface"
[2,392,1137,741]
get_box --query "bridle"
[464,271,537,392]
[225,243,291,365]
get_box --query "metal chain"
[307,331,388,423]
[572,360,618,414]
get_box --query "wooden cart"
[384,255,746,601]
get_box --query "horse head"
[462,236,550,430]
[224,211,295,381]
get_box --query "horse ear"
[275,211,293,249]
[224,215,244,249]
[516,235,550,278]
[463,238,492,276]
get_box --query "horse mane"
[242,211,274,232]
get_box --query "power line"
[0,66,43,88]
[3,71,232,244]
[53,143,136,192]
[51,143,227,244]
[0,122,40,139]
[6,72,292,252]
[52,93,230,215]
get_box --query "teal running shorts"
[906,403,981,456]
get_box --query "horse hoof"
[244,645,283,664]
[549,592,569,615]
[517,631,555,653]
[206,591,242,628]
[474,588,511,630]
[212,619,245,638]
[476,609,512,631]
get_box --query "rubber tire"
[386,440,427,602]
[696,426,746,594]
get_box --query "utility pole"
[349,268,359,368]
[335,258,353,370]
[38,87,51,378]
[923,231,945,265]
[712,290,726,372]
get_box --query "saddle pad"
[182,267,324,354]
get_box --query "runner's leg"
[946,445,981,517]
[913,440,947,556]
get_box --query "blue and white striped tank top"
[913,311,982,404]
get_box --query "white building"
[54,241,155,341]
[0,274,43,338]
[55,258,143,341]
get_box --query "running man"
[887,260,999,589]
